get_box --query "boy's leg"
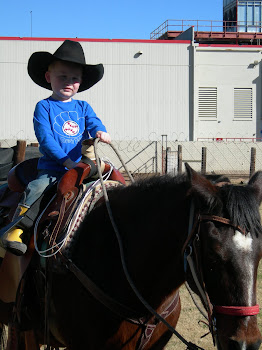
[0,170,64,256]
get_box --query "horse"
[7,162,259,350]
[1,161,262,349]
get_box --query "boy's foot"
[0,228,27,256]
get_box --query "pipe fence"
[2,139,262,183]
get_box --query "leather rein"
[184,205,260,345]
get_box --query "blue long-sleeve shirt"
[33,97,107,172]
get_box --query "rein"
[92,140,205,350]
[58,140,202,349]
[184,205,260,345]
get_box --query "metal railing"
[118,141,158,174]
[197,137,262,142]
[150,19,262,40]
[2,138,262,182]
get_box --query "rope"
[93,138,205,350]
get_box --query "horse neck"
[74,179,190,311]
[122,189,189,307]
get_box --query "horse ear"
[248,171,262,203]
[185,163,218,206]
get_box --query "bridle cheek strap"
[214,304,260,316]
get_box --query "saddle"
[34,159,126,263]
[0,154,126,248]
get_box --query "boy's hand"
[96,131,111,144]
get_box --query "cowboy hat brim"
[27,51,104,92]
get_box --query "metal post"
[177,145,182,175]
[155,141,158,174]
[201,147,207,175]
[166,147,171,174]
[161,135,167,175]
[250,147,256,178]
[30,11,33,37]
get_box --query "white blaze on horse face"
[232,231,253,252]
[232,230,254,306]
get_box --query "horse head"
[185,164,262,350]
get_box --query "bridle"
[184,204,260,345]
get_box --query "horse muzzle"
[227,339,261,350]
[216,314,262,350]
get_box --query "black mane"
[109,173,262,238]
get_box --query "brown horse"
[2,163,262,349]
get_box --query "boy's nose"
[65,78,73,85]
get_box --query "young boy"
[0,40,111,256]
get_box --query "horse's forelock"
[221,185,262,237]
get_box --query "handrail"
[150,19,262,40]
[133,157,156,174]
[118,141,158,173]
[197,137,262,142]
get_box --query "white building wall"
[2,38,262,145]
[194,45,262,140]
[0,38,191,145]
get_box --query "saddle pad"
[58,180,121,259]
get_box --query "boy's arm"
[33,102,71,166]
[84,103,111,143]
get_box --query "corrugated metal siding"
[0,39,191,144]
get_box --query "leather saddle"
[34,159,126,259]
[0,155,126,251]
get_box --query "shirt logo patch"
[62,120,79,136]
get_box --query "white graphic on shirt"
[53,111,84,144]
[62,120,79,136]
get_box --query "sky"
[0,0,223,40]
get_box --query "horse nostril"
[248,340,262,350]
[228,339,262,350]
[228,339,243,350]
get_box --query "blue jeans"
[21,169,66,207]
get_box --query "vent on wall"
[234,88,252,119]
[198,87,217,118]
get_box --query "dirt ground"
[165,285,217,350]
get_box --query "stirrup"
[0,217,28,256]
[0,216,24,240]
[3,239,27,256]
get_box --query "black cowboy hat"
[27,40,104,92]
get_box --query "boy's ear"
[45,71,51,83]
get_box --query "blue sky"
[0,0,223,40]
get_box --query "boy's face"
[45,60,83,102]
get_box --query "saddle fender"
[55,162,92,212]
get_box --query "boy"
[0,40,111,256]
